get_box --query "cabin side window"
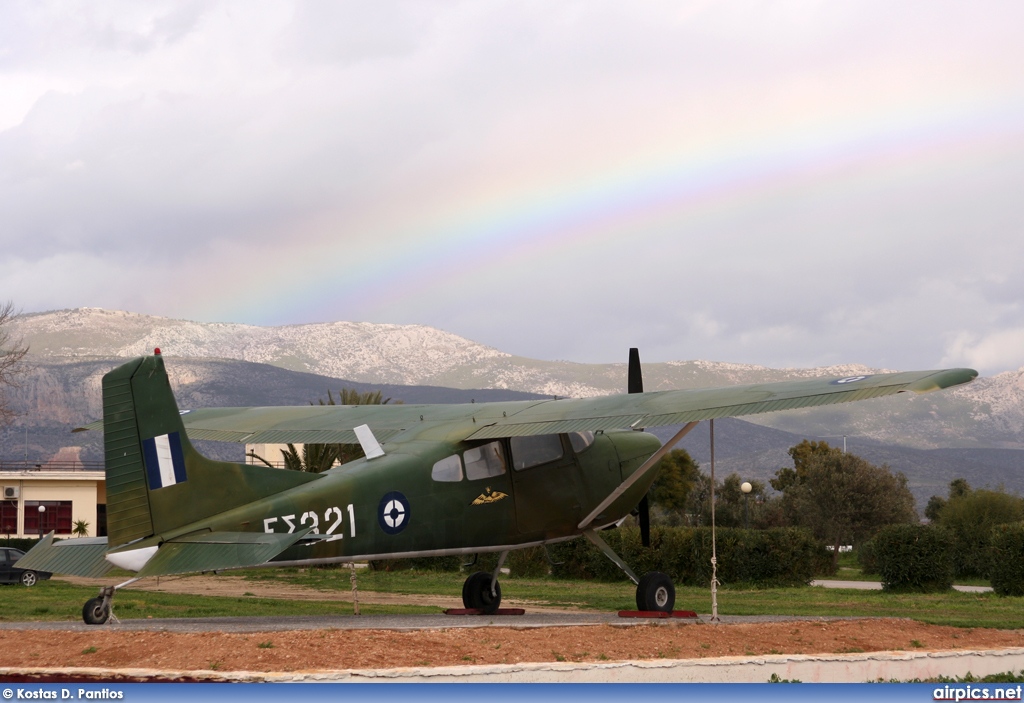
[464,441,506,480]
[431,454,463,482]
[569,431,595,453]
[510,434,564,471]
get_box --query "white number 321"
[264,504,355,542]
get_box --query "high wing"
[79,367,974,445]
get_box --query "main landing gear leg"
[583,529,675,613]
[461,550,509,614]
[82,577,141,625]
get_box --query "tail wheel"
[462,571,502,614]
[83,597,111,625]
[20,570,37,587]
[636,571,675,613]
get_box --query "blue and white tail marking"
[142,432,187,489]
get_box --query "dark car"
[0,547,52,587]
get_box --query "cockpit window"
[464,441,506,480]
[510,434,564,471]
[431,455,463,482]
[569,431,595,453]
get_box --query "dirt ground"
[3,619,1023,674]
[62,573,475,610]
[1,575,1022,674]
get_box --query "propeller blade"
[639,494,651,548]
[628,347,643,394]
[629,347,652,547]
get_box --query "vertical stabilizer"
[102,353,321,549]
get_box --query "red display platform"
[617,610,698,619]
[443,608,527,616]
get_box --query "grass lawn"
[1,566,1019,627]
[0,580,435,623]
[244,565,1024,629]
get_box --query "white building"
[0,448,106,539]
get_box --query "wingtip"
[905,368,979,393]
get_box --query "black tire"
[20,570,37,587]
[83,597,110,625]
[462,571,502,614]
[636,571,675,613]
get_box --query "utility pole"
[741,481,752,529]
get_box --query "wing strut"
[584,529,639,584]
[578,420,700,530]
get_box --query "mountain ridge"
[9,307,1024,451]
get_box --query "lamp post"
[37,504,45,541]
[740,481,752,529]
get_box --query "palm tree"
[72,519,89,537]
[317,389,396,465]
[280,442,340,473]
[247,388,399,472]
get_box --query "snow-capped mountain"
[11,307,1024,450]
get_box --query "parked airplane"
[16,349,976,624]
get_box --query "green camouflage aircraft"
[16,349,976,624]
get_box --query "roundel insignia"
[831,375,871,385]
[378,491,410,535]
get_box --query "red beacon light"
[154,348,161,356]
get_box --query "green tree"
[684,471,715,527]
[72,520,90,538]
[770,439,837,492]
[924,495,947,522]
[933,483,1024,578]
[714,473,768,528]
[0,301,29,427]
[949,478,972,498]
[649,449,701,516]
[774,447,918,569]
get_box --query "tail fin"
[104,352,320,549]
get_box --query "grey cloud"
[2,1,1024,375]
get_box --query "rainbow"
[187,86,1024,328]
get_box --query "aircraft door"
[508,434,584,535]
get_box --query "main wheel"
[82,597,110,625]
[462,571,502,614]
[636,571,675,613]
[20,570,37,587]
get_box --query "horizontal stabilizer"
[133,529,312,578]
[14,533,114,579]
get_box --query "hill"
[4,307,1022,508]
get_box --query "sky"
[2,1,1023,375]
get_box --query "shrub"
[2,537,48,553]
[369,547,551,576]
[369,555,463,571]
[857,538,878,575]
[507,546,551,577]
[549,526,822,587]
[989,522,1024,597]
[937,489,1024,578]
[874,524,954,592]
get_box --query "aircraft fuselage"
[159,429,661,566]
